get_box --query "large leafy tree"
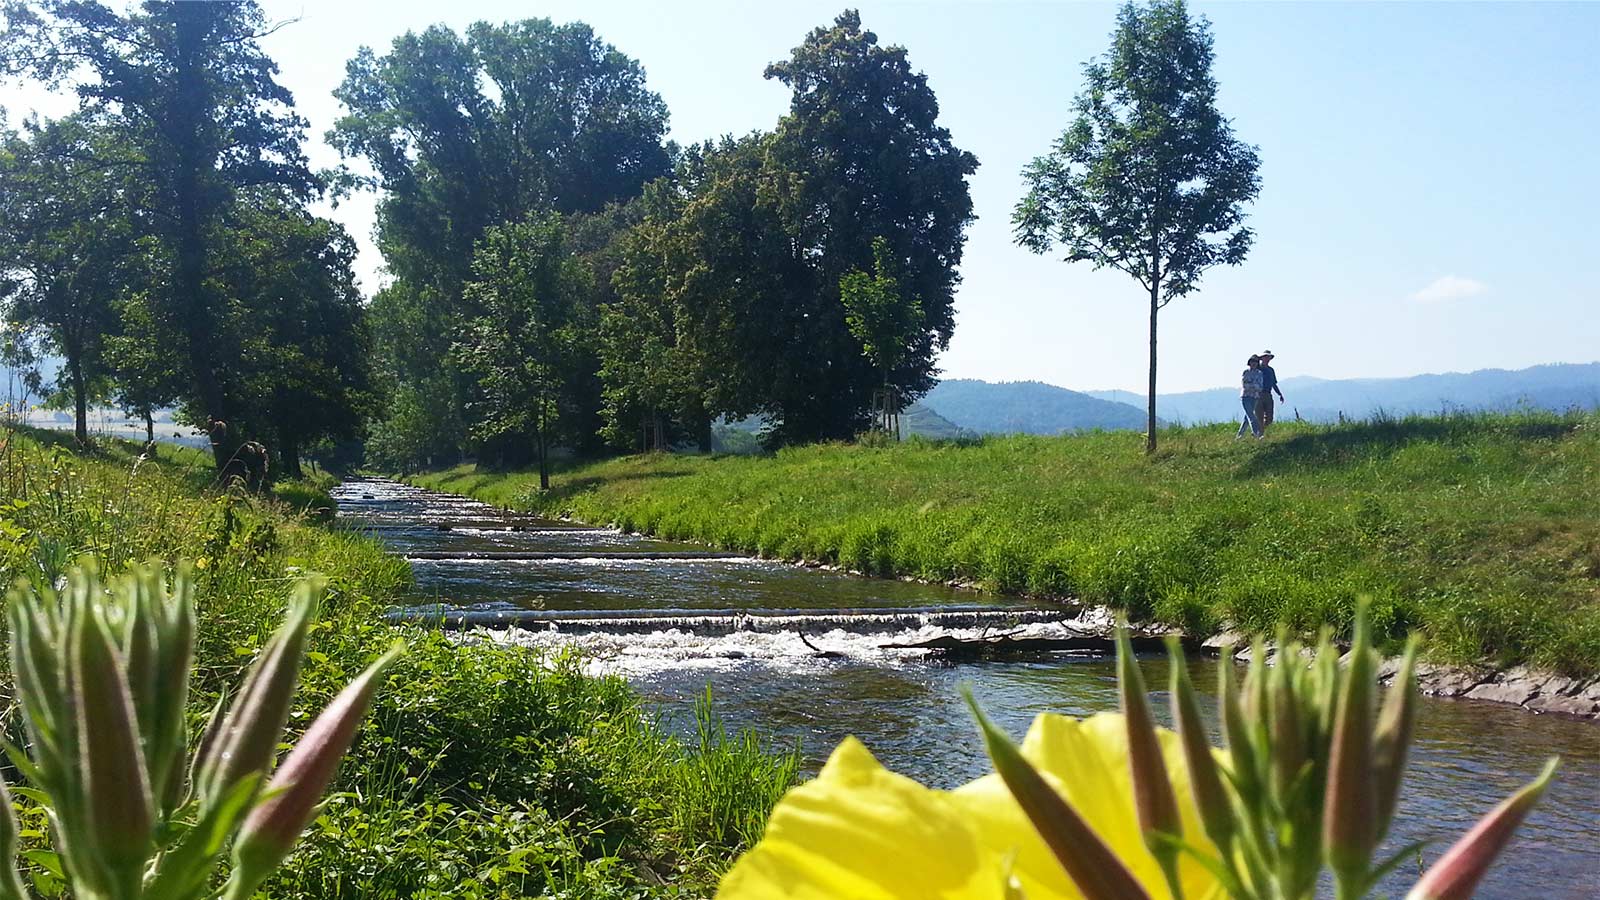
[0,114,132,446]
[454,214,589,490]
[0,0,316,468]
[221,192,380,478]
[618,135,816,445]
[330,18,671,461]
[1013,0,1261,454]
[761,10,977,444]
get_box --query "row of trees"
[332,11,976,480]
[2,0,1259,475]
[0,1,375,476]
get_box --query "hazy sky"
[3,1,1597,392]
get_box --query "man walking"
[1255,350,1285,433]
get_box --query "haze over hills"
[917,379,1151,435]
[1085,362,1600,425]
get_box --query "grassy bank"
[0,427,796,898]
[413,411,1600,677]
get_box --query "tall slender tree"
[1013,0,1260,454]
[840,236,924,437]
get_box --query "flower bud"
[1116,627,1182,898]
[965,691,1152,900]
[1372,635,1419,843]
[71,596,154,889]
[1270,644,1306,807]
[1406,758,1558,900]
[1217,644,1262,810]
[1167,636,1231,850]
[228,643,404,897]
[151,566,196,816]
[1323,603,1378,889]
[198,578,322,804]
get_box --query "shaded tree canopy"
[454,213,590,489]
[0,0,316,467]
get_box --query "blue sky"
[4,1,1596,392]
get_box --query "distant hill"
[920,379,1150,435]
[900,402,969,439]
[1087,362,1600,425]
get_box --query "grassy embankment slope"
[0,428,794,899]
[414,411,1600,677]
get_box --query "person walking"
[1238,355,1265,439]
[1255,350,1285,433]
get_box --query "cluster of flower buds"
[1,559,403,900]
[971,601,1559,900]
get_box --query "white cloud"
[1411,275,1488,304]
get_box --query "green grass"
[413,410,1600,676]
[0,425,797,898]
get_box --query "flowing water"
[336,479,1600,899]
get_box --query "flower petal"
[718,737,1009,899]
[952,714,1224,900]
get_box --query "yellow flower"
[718,712,1223,900]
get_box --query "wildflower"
[716,712,1222,900]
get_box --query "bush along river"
[335,478,1600,900]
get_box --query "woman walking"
[1238,355,1265,439]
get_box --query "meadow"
[0,427,796,898]
[414,410,1600,677]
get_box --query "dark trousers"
[1255,393,1275,429]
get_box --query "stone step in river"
[333,478,1600,900]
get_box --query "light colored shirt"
[1241,368,1264,398]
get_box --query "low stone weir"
[402,549,751,561]
[386,605,1078,635]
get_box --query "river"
[334,478,1600,899]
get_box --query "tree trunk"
[144,409,154,445]
[695,405,713,455]
[68,349,88,448]
[280,434,303,480]
[537,429,550,491]
[173,8,229,471]
[1146,282,1159,455]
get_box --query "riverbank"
[0,427,795,898]
[410,410,1600,680]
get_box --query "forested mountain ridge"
[919,379,1150,435]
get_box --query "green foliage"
[840,236,924,430]
[0,114,131,447]
[271,477,337,523]
[1013,0,1261,452]
[455,213,590,489]
[415,411,1600,676]
[0,428,798,898]
[330,17,672,467]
